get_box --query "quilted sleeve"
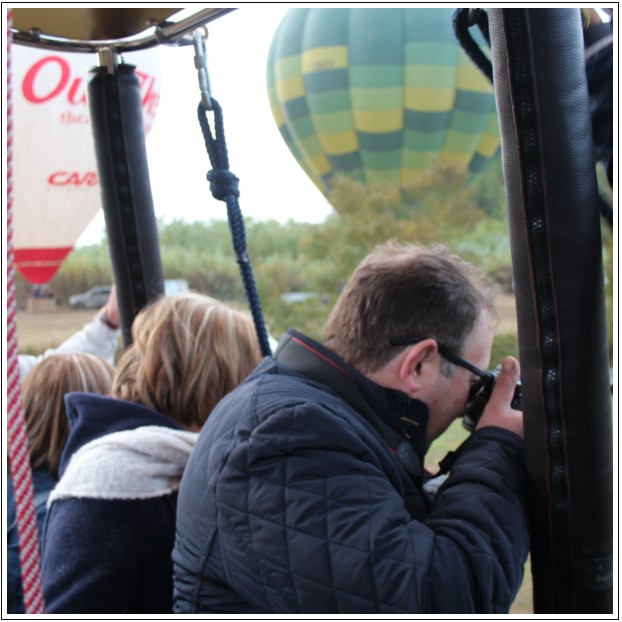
[212,404,528,614]
[424,426,529,613]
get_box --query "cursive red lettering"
[22,56,70,104]
[48,171,68,185]
[136,71,160,118]
[84,172,98,186]
[67,77,87,105]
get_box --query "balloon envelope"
[12,46,161,284]
[267,8,499,199]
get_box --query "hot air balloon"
[12,46,161,285]
[266,7,499,199]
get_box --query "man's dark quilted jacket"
[173,331,529,614]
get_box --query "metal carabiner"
[467,8,482,27]
[193,27,213,111]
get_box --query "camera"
[462,368,522,432]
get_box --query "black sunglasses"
[389,337,495,399]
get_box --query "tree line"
[15,159,613,360]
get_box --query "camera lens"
[462,371,522,432]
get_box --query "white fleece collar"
[49,426,198,504]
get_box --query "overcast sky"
[77,7,333,246]
[29,5,615,247]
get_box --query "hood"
[49,426,198,503]
[60,392,182,478]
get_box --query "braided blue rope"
[452,8,493,84]
[198,99,272,357]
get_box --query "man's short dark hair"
[324,241,496,373]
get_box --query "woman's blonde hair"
[112,293,262,430]
[22,352,115,479]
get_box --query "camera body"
[462,368,522,432]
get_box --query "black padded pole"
[88,62,164,347]
[488,9,612,613]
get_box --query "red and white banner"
[12,46,161,284]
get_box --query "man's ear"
[398,339,438,394]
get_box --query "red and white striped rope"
[6,9,46,614]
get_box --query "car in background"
[68,285,112,309]
[164,279,189,296]
[280,291,329,304]
[69,279,190,310]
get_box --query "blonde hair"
[112,293,262,430]
[22,352,115,479]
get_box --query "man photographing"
[173,241,528,614]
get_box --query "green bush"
[452,218,513,291]
[23,172,609,374]
[263,295,335,344]
[491,333,520,366]
[13,272,33,309]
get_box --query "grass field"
[16,308,97,355]
[16,294,519,355]
[14,295,533,612]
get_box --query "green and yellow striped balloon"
[267,8,499,199]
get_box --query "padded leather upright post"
[488,9,612,613]
[88,63,164,347]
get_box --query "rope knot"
[207,169,240,200]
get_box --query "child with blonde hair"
[8,352,115,613]
[41,293,262,614]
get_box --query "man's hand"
[476,356,523,438]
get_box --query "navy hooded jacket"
[41,393,188,614]
[172,330,529,614]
